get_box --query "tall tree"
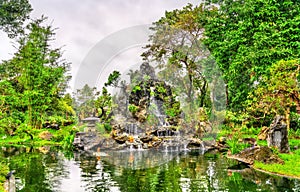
[0,17,71,129]
[204,0,300,110]
[142,4,211,116]
[74,84,99,120]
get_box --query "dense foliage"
[246,60,300,128]
[0,17,72,133]
[204,0,300,110]
[0,0,32,37]
[142,4,216,123]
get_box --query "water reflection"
[0,147,299,192]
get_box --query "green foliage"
[290,112,300,131]
[165,102,181,118]
[289,139,300,151]
[143,3,211,114]
[0,17,71,131]
[74,84,98,120]
[104,70,121,87]
[204,0,300,110]
[132,85,142,93]
[246,60,300,127]
[0,0,32,37]
[227,137,251,155]
[128,104,138,114]
[157,86,166,94]
[61,134,75,150]
[0,161,9,191]
[224,111,250,128]
[95,87,113,121]
[96,123,112,135]
[254,152,300,178]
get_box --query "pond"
[1,146,299,192]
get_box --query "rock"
[152,140,162,148]
[38,146,50,154]
[187,138,203,148]
[228,146,284,165]
[258,126,269,140]
[73,132,114,151]
[218,137,227,144]
[203,140,217,149]
[267,115,290,153]
[140,135,153,143]
[136,109,147,123]
[152,136,160,141]
[143,143,149,149]
[140,62,156,79]
[128,79,182,126]
[239,138,257,146]
[38,131,53,141]
[114,134,128,144]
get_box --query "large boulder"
[228,146,284,165]
[267,116,290,153]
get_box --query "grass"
[254,138,300,179]
[254,149,300,178]
[218,124,300,178]
[227,138,251,154]
[0,124,77,148]
[0,161,9,192]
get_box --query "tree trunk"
[285,107,290,131]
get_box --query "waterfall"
[149,87,169,126]
[164,145,168,152]
[129,145,134,151]
[126,123,138,136]
[199,142,205,154]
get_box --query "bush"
[128,104,138,114]
[290,112,300,131]
[227,138,251,155]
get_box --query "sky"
[0,0,201,92]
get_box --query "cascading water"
[149,87,169,127]
[129,145,134,151]
[125,123,138,136]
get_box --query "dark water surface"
[1,147,299,192]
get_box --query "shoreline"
[252,166,300,180]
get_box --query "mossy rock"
[228,146,284,165]
[38,131,53,141]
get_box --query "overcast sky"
[0,0,201,92]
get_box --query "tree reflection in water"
[0,147,299,192]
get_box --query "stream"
[1,146,299,192]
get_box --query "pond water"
[1,146,299,192]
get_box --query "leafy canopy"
[0,0,32,37]
[204,0,300,110]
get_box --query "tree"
[204,0,300,110]
[247,60,300,129]
[104,70,121,87]
[0,0,32,37]
[0,17,71,129]
[95,87,113,122]
[142,4,211,116]
[74,84,99,120]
